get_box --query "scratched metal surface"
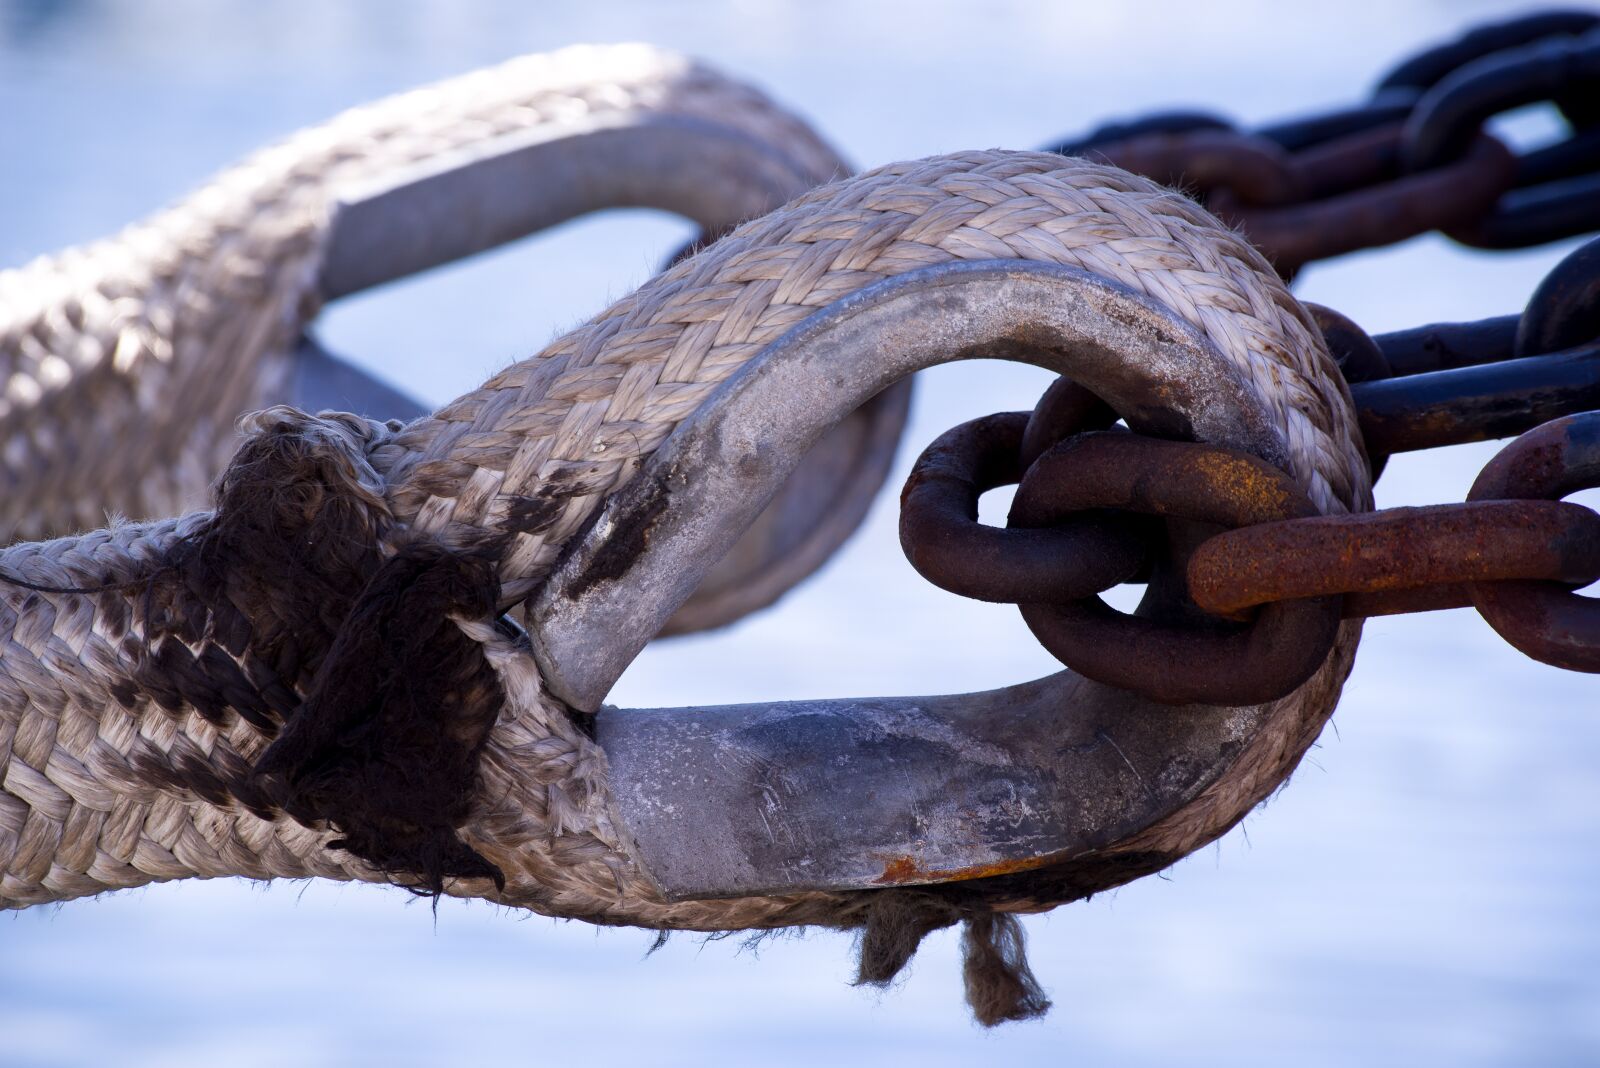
[3,2,1598,1066]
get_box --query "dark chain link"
[1008,434,1341,707]
[666,14,1600,275]
[898,411,1142,605]
[1186,411,1600,673]
[1349,234,1600,457]
[1046,10,1600,273]
[1466,412,1600,671]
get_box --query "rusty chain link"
[1008,433,1341,707]
[1046,10,1600,273]
[1184,410,1600,673]
[1467,412,1600,671]
[903,26,1600,710]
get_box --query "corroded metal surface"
[1188,499,1600,615]
[1010,433,1341,707]
[1468,411,1600,671]
[1352,341,1600,454]
[1047,11,1600,266]
[898,412,1143,605]
[1223,128,1515,271]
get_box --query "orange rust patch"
[1188,449,1297,521]
[875,856,921,884]
[872,852,1067,886]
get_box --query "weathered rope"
[0,151,1371,1024]
[383,152,1370,603]
[0,43,843,543]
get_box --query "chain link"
[904,6,1600,710]
[1467,412,1600,670]
[1008,433,1341,707]
[1047,11,1600,273]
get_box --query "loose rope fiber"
[0,150,1372,1021]
[0,43,843,543]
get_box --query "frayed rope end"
[852,890,1052,1026]
[961,912,1052,1026]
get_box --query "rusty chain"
[901,11,1600,706]
[671,13,1600,274]
[1046,9,1600,274]
[901,233,1600,702]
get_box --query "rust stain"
[872,852,1062,886]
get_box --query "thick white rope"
[0,44,843,542]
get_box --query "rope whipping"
[0,151,1371,1024]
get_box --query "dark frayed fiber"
[160,413,393,693]
[961,912,1052,1026]
[853,890,962,987]
[850,891,1050,1026]
[252,541,507,896]
[125,412,510,897]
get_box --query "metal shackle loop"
[519,259,1345,899]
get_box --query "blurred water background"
[3,1,1599,1064]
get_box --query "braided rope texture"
[389,151,1373,603]
[2,151,1372,940]
[0,43,842,544]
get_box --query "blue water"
[3,2,1599,1064]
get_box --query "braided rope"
[1,152,1371,944]
[387,150,1371,604]
[0,43,843,543]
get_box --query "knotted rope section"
[0,151,1371,1025]
[0,43,843,543]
